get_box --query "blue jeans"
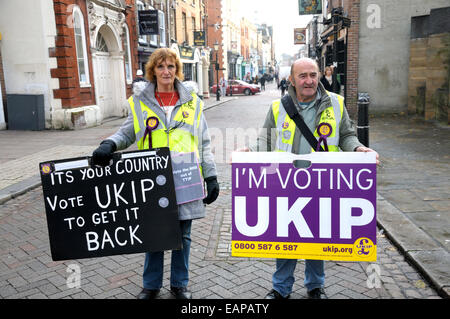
[142,220,192,290]
[272,259,325,297]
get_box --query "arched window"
[123,24,132,83]
[73,6,90,86]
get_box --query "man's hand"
[355,146,380,166]
[203,176,220,205]
[92,140,117,167]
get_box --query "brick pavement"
[0,90,445,300]
[0,162,441,299]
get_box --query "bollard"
[357,93,370,147]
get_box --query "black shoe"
[170,286,192,299]
[265,289,290,299]
[307,288,327,299]
[137,288,160,299]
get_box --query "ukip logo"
[282,122,289,129]
[40,163,52,175]
[354,237,375,258]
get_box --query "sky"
[238,0,314,59]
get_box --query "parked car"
[210,80,261,96]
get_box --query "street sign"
[39,148,181,261]
[231,152,377,262]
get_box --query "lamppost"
[214,41,220,101]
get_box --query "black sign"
[139,10,159,35]
[39,148,181,261]
[193,31,205,47]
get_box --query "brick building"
[312,0,359,116]
[407,7,450,124]
[169,0,210,98]
[0,0,139,130]
[205,0,224,89]
[136,0,167,75]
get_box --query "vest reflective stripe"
[129,93,203,161]
[273,99,295,153]
[272,91,344,153]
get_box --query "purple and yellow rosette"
[316,122,332,152]
[143,117,159,150]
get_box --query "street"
[0,82,444,299]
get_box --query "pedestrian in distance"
[220,76,227,96]
[260,74,266,91]
[132,69,148,96]
[91,48,219,300]
[320,66,340,94]
[235,57,379,299]
[254,75,259,85]
[279,77,288,97]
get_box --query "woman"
[320,66,340,93]
[91,48,219,299]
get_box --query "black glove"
[203,176,219,205]
[91,140,117,167]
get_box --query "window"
[170,8,176,40]
[148,5,158,46]
[137,1,157,46]
[73,6,90,85]
[96,33,108,52]
[191,17,196,45]
[123,24,132,82]
[182,12,187,43]
[183,63,192,81]
[158,10,166,47]
[137,1,146,45]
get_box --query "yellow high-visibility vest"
[272,91,344,153]
[128,92,203,171]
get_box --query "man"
[240,58,379,299]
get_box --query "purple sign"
[231,152,377,261]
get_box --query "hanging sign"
[39,148,181,261]
[298,0,323,15]
[193,31,206,47]
[231,152,377,262]
[294,28,306,45]
[139,10,159,35]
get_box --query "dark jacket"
[320,75,340,93]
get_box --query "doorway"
[92,24,126,119]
